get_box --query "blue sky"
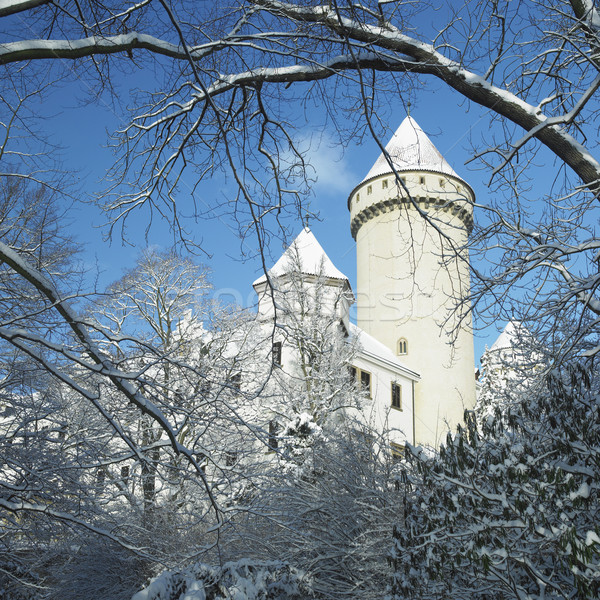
[37,66,516,363]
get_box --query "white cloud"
[289,132,354,196]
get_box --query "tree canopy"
[1,1,600,598]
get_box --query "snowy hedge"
[390,362,600,599]
[131,559,312,600]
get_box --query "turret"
[348,117,476,447]
[253,227,354,335]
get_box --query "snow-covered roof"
[361,116,461,183]
[253,228,349,287]
[349,323,420,380]
[489,321,525,352]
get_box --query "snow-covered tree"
[91,248,212,516]
[391,358,600,600]
[1,1,599,356]
[131,558,312,600]
[239,422,406,600]
[3,2,600,597]
[250,231,364,478]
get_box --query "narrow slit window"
[391,383,402,410]
[229,372,241,393]
[268,420,279,452]
[382,179,388,189]
[367,185,372,195]
[420,176,425,184]
[272,341,282,367]
[360,370,371,396]
[96,467,106,490]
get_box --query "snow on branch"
[0,497,154,558]
[0,33,190,64]
[248,0,600,190]
[0,0,50,18]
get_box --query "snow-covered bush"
[390,361,600,599]
[131,559,312,600]
[48,537,145,600]
[233,422,404,600]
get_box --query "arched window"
[397,338,408,355]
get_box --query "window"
[353,430,375,462]
[439,178,446,187]
[356,193,360,202]
[397,338,408,355]
[200,378,211,397]
[391,382,402,410]
[228,372,241,392]
[272,341,282,367]
[361,370,371,394]
[121,465,130,481]
[96,467,106,490]
[225,450,238,467]
[367,184,372,195]
[268,420,279,452]
[382,179,388,189]
[350,366,372,396]
[390,442,405,461]
[196,452,207,473]
[419,176,425,185]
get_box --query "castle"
[254,116,477,449]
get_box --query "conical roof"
[253,228,349,286]
[361,116,460,183]
[489,321,526,352]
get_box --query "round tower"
[348,117,476,448]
